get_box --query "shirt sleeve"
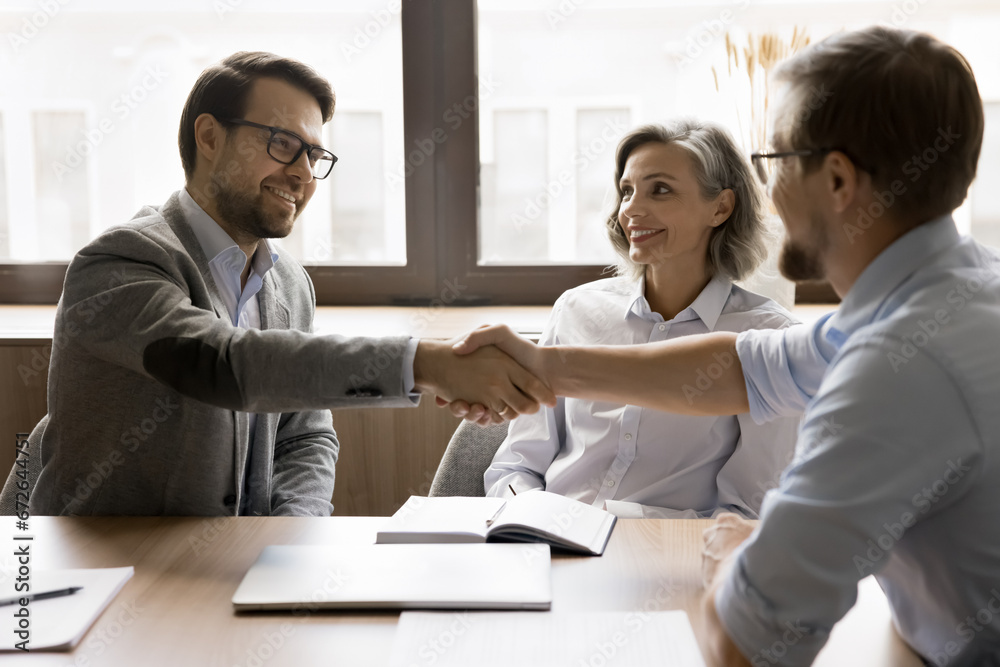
[737,313,837,424]
[715,336,983,665]
[400,336,420,396]
[484,296,568,497]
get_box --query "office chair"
[0,414,47,515]
[429,420,509,497]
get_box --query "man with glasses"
[449,26,1000,665]
[29,52,552,517]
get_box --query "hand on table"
[702,512,756,589]
[701,513,756,667]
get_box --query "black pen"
[508,484,517,496]
[0,586,83,607]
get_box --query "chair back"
[429,420,510,497]
[0,414,48,515]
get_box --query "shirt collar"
[624,273,733,331]
[824,214,960,347]
[178,187,280,270]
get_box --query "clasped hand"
[414,325,551,426]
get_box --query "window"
[3,0,1000,305]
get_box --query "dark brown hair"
[773,26,983,223]
[178,51,335,180]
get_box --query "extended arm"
[453,325,748,416]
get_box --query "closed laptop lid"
[232,543,551,611]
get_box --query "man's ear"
[825,151,860,215]
[193,113,225,167]
[711,189,736,227]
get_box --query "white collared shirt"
[485,275,801,518]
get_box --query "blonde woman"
[485,119,799,518]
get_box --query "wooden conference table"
[4,517,920,666]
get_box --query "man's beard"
[211,172,297,242]
[779,213,827,282]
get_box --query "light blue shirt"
[485,275,800,518]
[719,215,1000,666]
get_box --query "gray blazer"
[30,191,415,517]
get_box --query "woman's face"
[618,142,729,270]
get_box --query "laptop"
[232,543,552,611]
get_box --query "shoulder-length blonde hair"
[606,119,768,282]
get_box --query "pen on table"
[0,586,83,607]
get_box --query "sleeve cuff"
[736,329,809,425]
[715,550,829,666]
[401,337,420,397]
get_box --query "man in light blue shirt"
[449,26,999,665]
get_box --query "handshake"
[413,325,558,426]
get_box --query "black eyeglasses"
[750,148,835,187]
[750,148,871,187]
[222,118,338,179]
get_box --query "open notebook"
[0,567,134,652]
[376,491,617,556]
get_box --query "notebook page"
[0,567,135,651]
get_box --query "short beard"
[779,213,827,281]
[211,171,296,242]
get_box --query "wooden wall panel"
[330,404,462,516]
[0,343,51,485]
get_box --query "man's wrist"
[412,339,446,395]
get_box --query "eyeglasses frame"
[750,148,871,187]
[221,118,338,179]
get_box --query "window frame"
[0,0,836,305]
